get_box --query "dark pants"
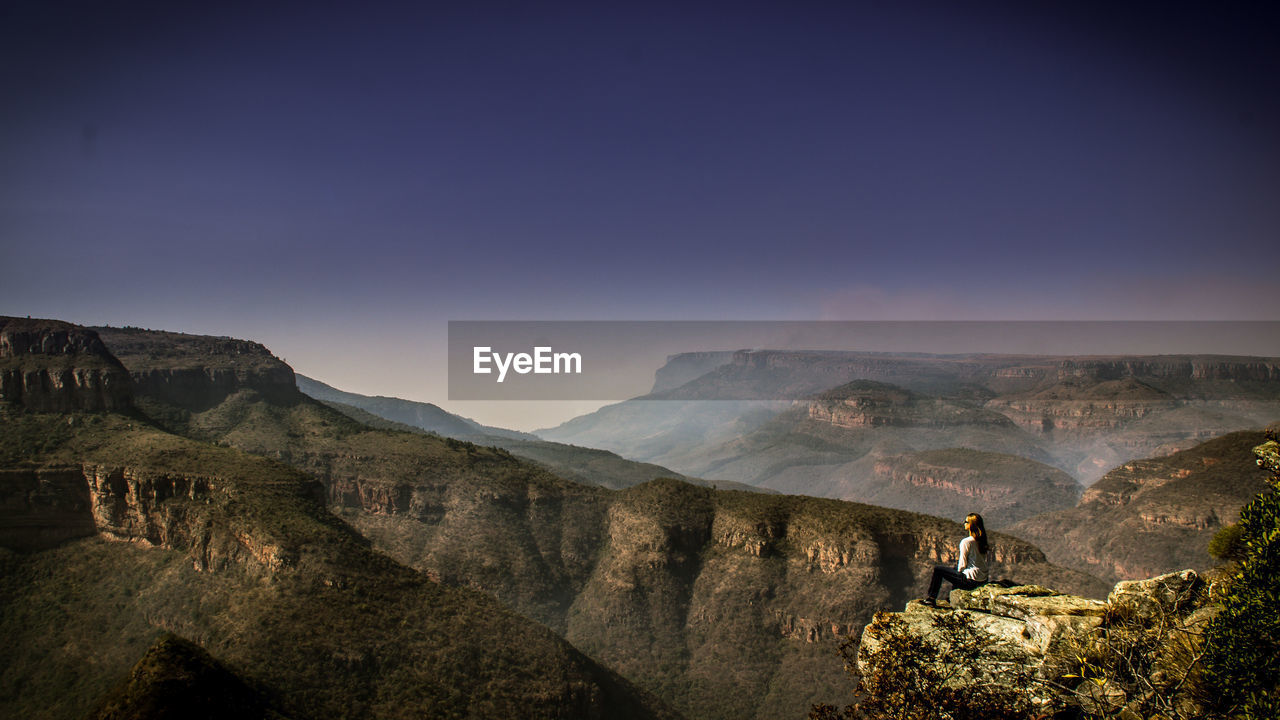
[927,565,985,600]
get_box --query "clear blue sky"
[3,1,1278,428]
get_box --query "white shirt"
[957,536,989,582]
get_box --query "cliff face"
[866,449,1081,526]
[985,377,1181,435]
[1,420,681,720]
[85,464,308,576]
[0,468,97,550]
[0,317,133,412]
[93,326,298,411]
[1059,357,1280,383]
[809,381,1015,430]
[1008,430,1272,584]
[651,351,736,394]
[0,461,310,579]
[336,473,1105,720]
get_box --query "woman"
[921,513,989,607]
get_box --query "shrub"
[1201,433,1280,718]
[810,611,1032,720]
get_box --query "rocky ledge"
[858,569,1213,717]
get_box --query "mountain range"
[537,349,1280,522]
[3,318,1103,720]
[3,317,1272,720]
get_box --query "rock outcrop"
[0,317,133,411]
[857,569,1214,717]
[985,377,1181,435]
[808,381,1015,429]
[0,460,313,578]
[93,326,298,411]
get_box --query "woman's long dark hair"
[966,513,988,555]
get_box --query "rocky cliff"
[93,326,298,411]
[809,380,1016,429]
[1008,430,1273,584]
[0,317,133,411]
[865,448,1081,526]
[650,351,736,394]
[985,377,1181,434]
[852,570,1215,718]
[336,475,1104,720]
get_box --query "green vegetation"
[0,409,675,720]
[1202,433,1280,718]
[810,611,1032,720]
[86,633,288,720]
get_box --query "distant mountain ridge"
[296,373,532,439]
[295,373,757,493]
[538,350,1280,512]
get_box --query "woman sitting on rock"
[922,513,989,607]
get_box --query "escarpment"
[0,318,133,412]
[93,326,298,411]
[865,449,1082,526]
[809,381,1014,430]
[984,377,1181,435]
[0,456,321,579]
[335,471,1105,720]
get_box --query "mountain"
[538,350,1280,504]
[1007,429,1275,585]
[0,318,677,720]
[540,381,1079,525]
[85,633,290,720]
[74,321,1103,720]
[296,373,532,440]
[296,372,758,493]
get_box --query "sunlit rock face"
[858,570,1213,717]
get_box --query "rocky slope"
[84,323,1104,720]
[1008,430,1274,584]
[850,570,1215,718]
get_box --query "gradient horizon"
[3,1,1278,429]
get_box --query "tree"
[1201,431,1280,719]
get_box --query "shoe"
[920,597,937,607]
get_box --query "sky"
[2,1,1279,430]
